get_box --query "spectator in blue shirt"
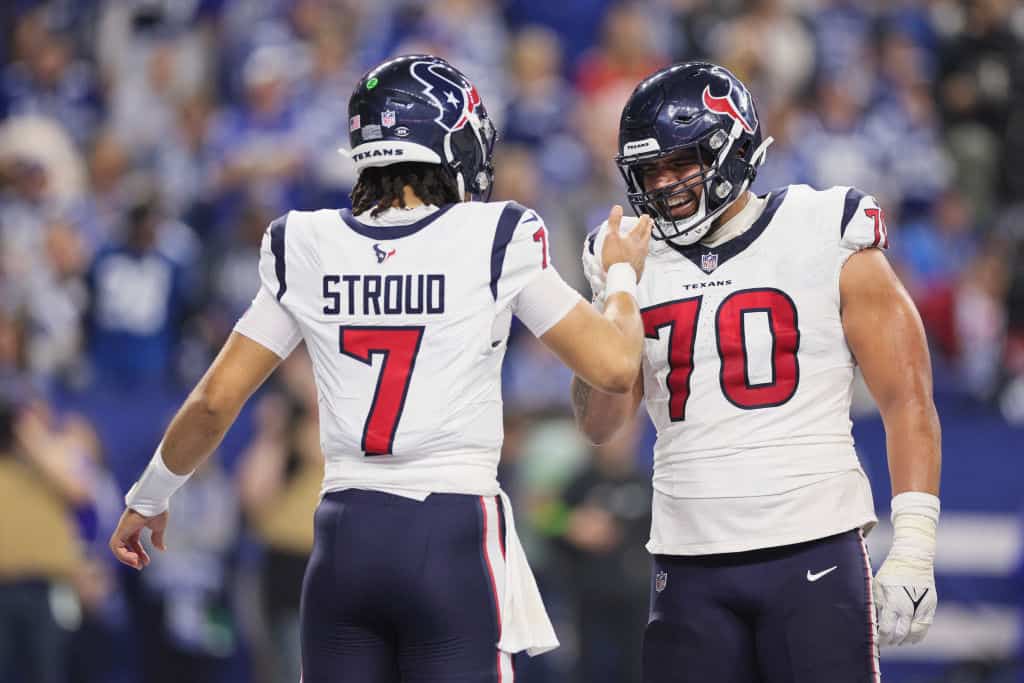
[85,193,191,388]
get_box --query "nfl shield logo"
[349,114,361,132]
[655,571,668,593]
[381,110,396,128]
[700,252,718,273]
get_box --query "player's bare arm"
[841,248,941,495]
[569,205,658,443]
[108,332,282,569]
[841,247,942,647]
[540,206,652,394]
[571,369,643,444]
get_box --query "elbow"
[577,418,621,445]
[603,373,637,395]
[570,374,635,445]
[573,401,616,444]
[593,358,640,395]
[189,382,240,426]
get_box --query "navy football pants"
[644,530,879,683]
[300,490,516,683]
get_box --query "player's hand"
[872,556,937,646]
[582,228,609,308]
[602,205,653,278]
[109,508,169,570]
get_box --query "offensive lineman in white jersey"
[573,62,942,682]
[109,55,654,682]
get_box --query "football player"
[109,55,654,682]
[574,62,941,682]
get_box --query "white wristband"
[605,262,637,300]
[124,446,192,517]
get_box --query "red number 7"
[863,207,889,248]
[339,326,425,455]
[532,227,548,269]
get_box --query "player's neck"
[700,191,763,248]
[397,185,425,209]
[714,191,752,228]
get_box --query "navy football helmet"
[346,55,497,201]
[616,62,772,245]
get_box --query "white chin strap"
[663,135,774,248]
[660,191,714,246]
[751,136,773,167]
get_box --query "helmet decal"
[410,60,472,133]
[702,83,756,134]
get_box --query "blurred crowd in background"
[0,1,1022,682]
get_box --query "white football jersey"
[588,184,888,555]
[246,201,576,498]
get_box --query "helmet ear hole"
[449,124,491,198]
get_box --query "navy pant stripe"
[858,530,881,683]
[496,495,507,559]
[479,497,502,634]
[479,496,510,682]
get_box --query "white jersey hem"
[321,451,502,501]
[645,514,878,557]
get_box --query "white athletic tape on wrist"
[883,492,940,575]
[605,262,637,300]
[890,491,940,522]
[124,447,192,517]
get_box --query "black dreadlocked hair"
[350,162,461,217]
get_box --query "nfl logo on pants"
[655,570,668,593]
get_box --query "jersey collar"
[668,188,788,274]
[339,204,456,239]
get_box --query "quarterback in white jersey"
[574,63,941,683]
[110,55,654,683]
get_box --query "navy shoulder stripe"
[840,188,868,238]
[490,201,528,301]
[269,214,288,300]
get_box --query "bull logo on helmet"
[410,60,479,133]
[701,82,756,134]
